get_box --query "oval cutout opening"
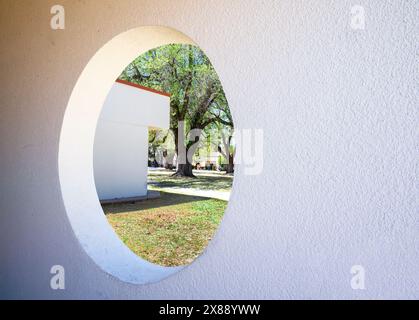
[58,26,233,284]
[94,44,234,267]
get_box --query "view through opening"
[93,44,234,267]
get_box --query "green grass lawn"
[148,170,233,192]
[103,192,227,266]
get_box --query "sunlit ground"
[103,169,232,266]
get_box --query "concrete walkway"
[148,168,232,201]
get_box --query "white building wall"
[94,121,149,200]
[93,82,169,200]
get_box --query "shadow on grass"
[103,192,214,215]
[148,174,233,191]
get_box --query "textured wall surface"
[0,0,417,299]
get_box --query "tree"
[205,120,235,174]
[119,44,233,177]
[148,128,169,166]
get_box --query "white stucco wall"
[94,122,149,200]
[0,0,417,299]
[93,81,169,200]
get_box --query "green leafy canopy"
[119,44,233,133]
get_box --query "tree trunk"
[173,142,196,177]
[173,163,195,177]
[225,164,234,174]
[172,128,200,177]
[225,154,234,173]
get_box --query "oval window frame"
[58,26,200,284]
